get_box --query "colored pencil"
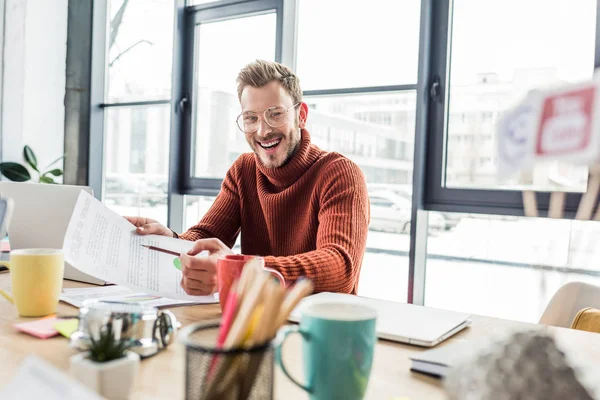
[200,259,314,399]
[140,244,179,257]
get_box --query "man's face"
[240,81,307,168]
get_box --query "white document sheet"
[0,355,104,400]
[63,190,217,302]
[60,285,215,308]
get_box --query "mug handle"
[264,267,285,287]
[275,325,312,393]
[0,261,13,304]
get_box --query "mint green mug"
[275,302,377,400]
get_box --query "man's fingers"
[187,238,227,256]
[179,252,214,271]
[181,277,207,290]
[125,216,145,226]
[180,277,214,296]
[182,267,217,285]
[136,222,165,235]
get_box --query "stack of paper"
[60,285,217,308]
[62,190,217,303]
[0,355,104,400]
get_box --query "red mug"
[216,255,285,310]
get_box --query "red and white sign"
[535,84,600,163]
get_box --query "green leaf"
[87,324,129,363]
[46,168,63,177]
[23,145,38,172]
[39,176,55,184]
[0,162,31,182]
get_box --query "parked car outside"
[368,190,447,233]
[368,184,462,231]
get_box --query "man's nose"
[255,118,272,138]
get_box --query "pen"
[140,244,180,257]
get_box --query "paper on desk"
[14,317,62,339]
[63,190,217,302]
[0,355,103,400]
[60,285,215,308]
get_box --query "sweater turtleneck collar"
[255,128,321,188]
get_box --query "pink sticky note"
[14,317,61,339]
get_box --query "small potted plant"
[0,145,64,183]
[70,324,140,400]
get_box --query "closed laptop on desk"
[289,292,471,347]
[0,182,105,285]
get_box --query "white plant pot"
[70,350,140,400]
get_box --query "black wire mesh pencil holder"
[179,320,274,400]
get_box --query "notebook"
[409,340,477,378]
[289,292,472,347]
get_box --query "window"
[104,105,170,225]
[191,12,277,179]
[417,0,600,316]
[425,214,600,323]
[107,0,174,102]
[296,0,420,90]
[444,0,595,191]
[129,108,148,173]
[184,195,242,251]
[179,0,282,196]
[423,0,599,218]
[369,196,395,208]
[305,92,416,188]
[101,0,174,226]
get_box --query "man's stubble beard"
[260,124,302,169]
[281,125,302,167]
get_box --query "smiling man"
[127,60,369,296]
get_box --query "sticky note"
[14,317,61,339]
[54,319,79,338]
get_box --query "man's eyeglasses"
[236,103,300,133]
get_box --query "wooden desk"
[1,273,600,399]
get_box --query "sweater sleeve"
[264,158,370,294]
[179,166,241,248]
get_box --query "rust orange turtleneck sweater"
[180,129,369,294]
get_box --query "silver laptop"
[289,292,471,347]
[0,182,106,285]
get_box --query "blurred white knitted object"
[445,330,600,400]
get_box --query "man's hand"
[125,216,173,237]
[179,238,234,296]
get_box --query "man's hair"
[236,60,302,104]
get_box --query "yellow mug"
[0,249,64,317]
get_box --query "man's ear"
[298,102,309,129]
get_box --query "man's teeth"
[260,140,281,149]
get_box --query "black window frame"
[176,0,284,197]
[420,0,600,219]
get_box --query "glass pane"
[184,195,241,251]
[106,0,174,102]
[104,105,170,225]
[305,92,419,302]
[192,13,276,178]
[296,0,420,90]
[445,0,595,191]
[425,213,600,323]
